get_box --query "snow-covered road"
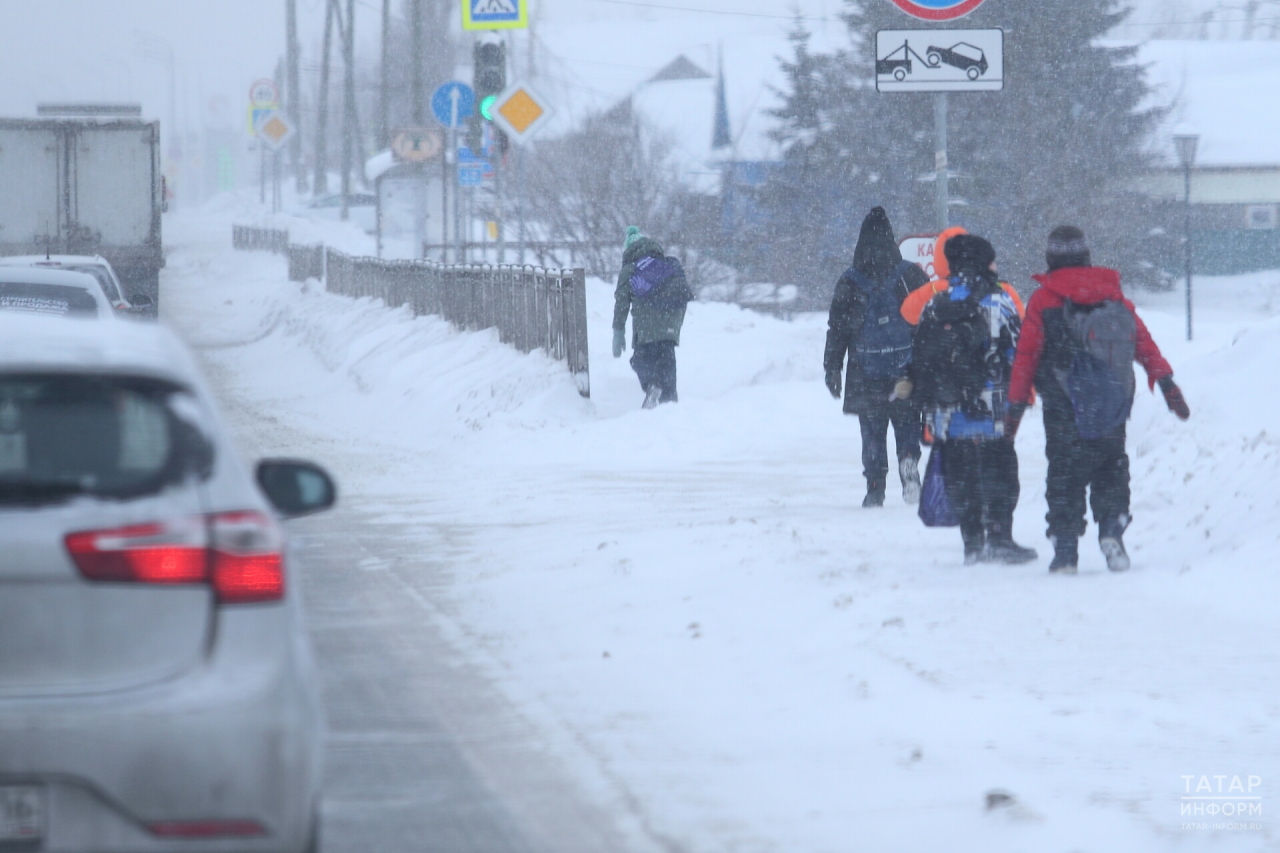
[164,204,1279,852]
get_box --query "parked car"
[297,193,377,234]
[0,255,154,317]
[0,267,117,320]
[926,42,989,80]
[0,313,334,853]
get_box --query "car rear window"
[0,283,98,317]
[0,375,213,505]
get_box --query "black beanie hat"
[1046,225,1091,271]
[943,233,996,275]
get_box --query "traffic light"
[473,41,507,123]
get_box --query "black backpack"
[1054,299,1137,439]
[912,294,991,414]
[850,260,916,380]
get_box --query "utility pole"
[341,0,356,220]
[313,0,337,194]
[411,0,425,125]
[379,0,391,150]
[934,92,948,232]
[286,0,305,192]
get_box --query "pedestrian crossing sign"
[461,0,527,30]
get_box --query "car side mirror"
[256,459,337,519]
[129,293,154,308]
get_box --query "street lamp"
[1173,130,1199,342]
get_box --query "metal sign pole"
[442,135,450,261]
[934,92,948,232]
[453,129,462,263]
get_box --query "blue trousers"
[630,341,678,402]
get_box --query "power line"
[590,0,833,23]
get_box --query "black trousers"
[858,395,921,485]
[630,341,678,402]
[1044,417,1129,540]
[942,438,1020,548]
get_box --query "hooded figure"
[824,207,929,508]
[909,234,1038,565]
[612,230,692,408]
[1006,225,1189,573]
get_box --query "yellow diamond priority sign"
[255,111,296,152]
[490,83,553,145]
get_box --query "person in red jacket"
[1006,226,1191,573]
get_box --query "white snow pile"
[164,204,1279,852]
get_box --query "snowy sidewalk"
[164,206,1278,852]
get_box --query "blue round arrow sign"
[431,82,476,129]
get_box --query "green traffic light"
[479,95,497,121]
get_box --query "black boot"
[1048,536,1078,574]
[986,537,1039,564]
[961,524,985,565]
[862,480,885,508]
[1098,514,1131,572]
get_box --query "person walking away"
[909,235,1038,564]
[612,227,693,409]
[899,225,1026,326]
[1006,226,1190,574]
[824,207,929,507]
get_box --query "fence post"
[568,268,590,397]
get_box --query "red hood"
[1031,266,1124,305]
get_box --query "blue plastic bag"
[918,445,959,528]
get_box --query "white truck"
[0,113,163,315]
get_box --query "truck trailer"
[0,115,163,315]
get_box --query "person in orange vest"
[900,227,1026,326]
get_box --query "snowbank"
[163,202,1280,851]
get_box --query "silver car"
[0,267,117,321]
[0,256,153,317]
[0,313,332,852]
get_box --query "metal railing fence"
[232,225,590,397]
[231,225,289,254]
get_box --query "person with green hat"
[612,227,692,408]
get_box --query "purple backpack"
[630,255,691,308]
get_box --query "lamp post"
[1173,131,1199,342]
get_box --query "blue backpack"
[631,255,692,310]
[1055,299,1137,439]
[851,260,916,380]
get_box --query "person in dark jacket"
[909,234,1038,564]
[824,207,929,507]
[613,227,690,408]
[1006,226,1190,573]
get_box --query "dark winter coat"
[824,261,928,414]
[825,207,929,414]
[613,237,688,347]
[1009,266,1172,429]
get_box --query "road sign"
[489,83,553,145]
[887,0,988,21]
[255,110,296,151]
[247,104,278,137]
[876,29,1003,92]
[899,235,938,279]
[431,81,475,129]
[249,78,278,106]
[392,128,443,162]
[458,163,485,187]
[461,0,528,31]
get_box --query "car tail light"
[210,511,284,603]
[147,820,267,838]
[65,512,284,604]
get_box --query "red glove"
[1159,376,1190,420]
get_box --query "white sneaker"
[899,456,921,505]
[1100,537,1130,572]
[642,385,662,409]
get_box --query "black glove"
[1004,402,1028,440]
[1159,375,1190,420]
[825,370,842,400]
